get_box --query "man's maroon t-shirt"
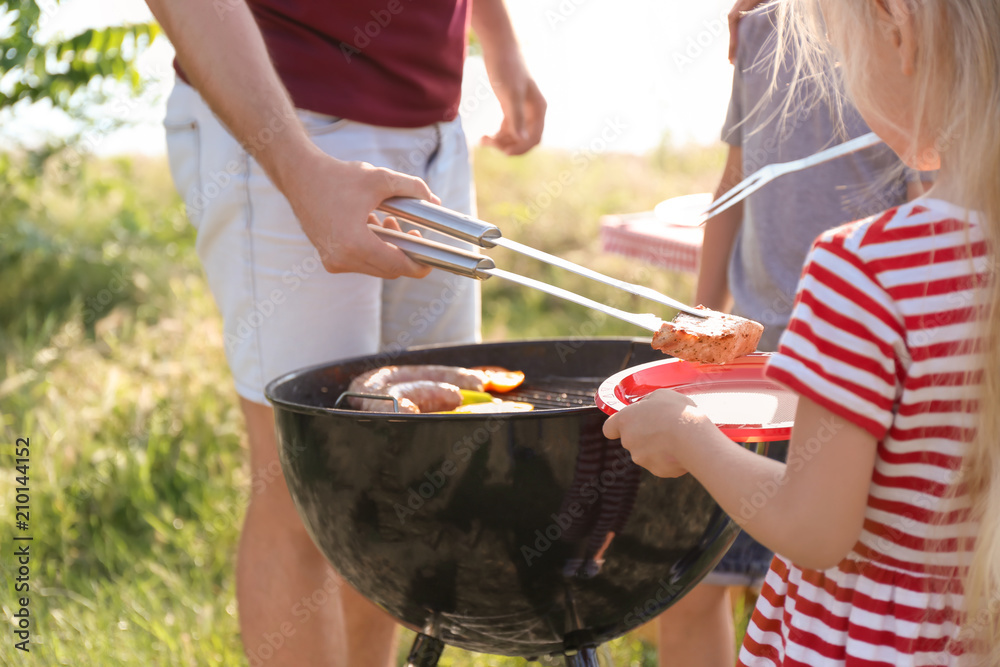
[178,0,471,128]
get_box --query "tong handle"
[369,224,495,280]
[377,198,502,248]
[378,198,705,318]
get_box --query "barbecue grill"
[266,338,774,665]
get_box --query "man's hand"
[481,56,546,156]
[473,0,546,156]
[728,0,771,63]
[280,149,438,278]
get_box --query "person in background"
[143,0,545,664]
[655,3,927,665]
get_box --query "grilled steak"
[652,306,764,364]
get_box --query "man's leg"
[656,583,734,667]
[236,398,399,667]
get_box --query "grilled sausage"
[348,364,487,412]
[357,381,464,413]
[652,306,763,364]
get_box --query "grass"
[0,142,734,666]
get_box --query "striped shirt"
[740,199,986,666]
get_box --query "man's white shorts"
[164,79,481,404]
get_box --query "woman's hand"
[602,389,718,478]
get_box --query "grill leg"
[564,647,601,667]
[404,633,444,667]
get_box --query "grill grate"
[502,376,605,410]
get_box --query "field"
[0,142,745,666]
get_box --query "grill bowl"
[265,338,763,657]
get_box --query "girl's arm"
[604,390,877,570]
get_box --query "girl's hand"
[602,389,718,478]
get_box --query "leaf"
[87,27,105,53]
[1,16,161,118]
[32,50,46,78]
[111,56,125,80]
[69,28,94,55]
[103,26,127,53]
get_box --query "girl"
[604,0,1000,664]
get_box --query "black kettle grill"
[266,338,768,666]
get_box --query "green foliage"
[0,149,194,356]
[468,29,482,57]
[0,0,160,112]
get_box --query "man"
[145,0,545,664]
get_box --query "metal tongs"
[368,214,680,333]
[372,132,885,333]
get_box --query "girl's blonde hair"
[772,0,1000,660]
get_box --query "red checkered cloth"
[600,211,703,274]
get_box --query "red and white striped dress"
[739,199,986,666]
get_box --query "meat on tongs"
[369,199,766,365]
[652,306,764,364]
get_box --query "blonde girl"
[604,0,1000,664]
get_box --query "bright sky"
[4,0,736,155]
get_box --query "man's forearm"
[469,0,544,155]
[146,0,319,194]
[471,0,521,65]
[147,0,437,278]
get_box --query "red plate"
[596,353,796,442]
